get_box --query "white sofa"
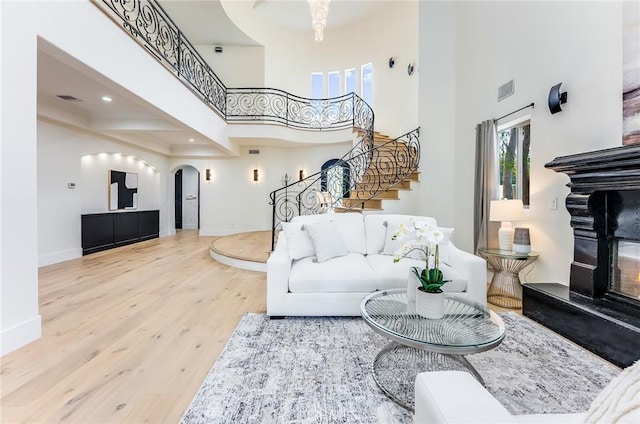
[266,213,487,317]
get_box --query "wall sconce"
[388,57,395,68]
[299,169,304,181]
[205,168,212,182]
[548,82,568,114]
[253,168,259,182]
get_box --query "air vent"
[498,80,515,102]
[214,46,223,53]
[56,94,82,102]
[249,149,260,155]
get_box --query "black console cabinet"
[82,210,159,255]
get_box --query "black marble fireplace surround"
[522,144,640,368]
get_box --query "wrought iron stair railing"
[269,127,420,250]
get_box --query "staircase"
[339,131,420,212]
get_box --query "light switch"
[549,197,557,210]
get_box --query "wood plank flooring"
[1,231,266,424]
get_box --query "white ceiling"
[37,0,386,157]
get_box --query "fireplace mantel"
[523,143,640,368]
[545,144,640,193]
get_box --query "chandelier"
[307,0,331,42]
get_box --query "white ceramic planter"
[415,287,445,319]
[407,268,422,302]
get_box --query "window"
[497,120,531,206]
[345,68,356,95]
[361,63,373,105]
[311,72,323,99]
[328,71,340,97]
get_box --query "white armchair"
[414,366,640,424]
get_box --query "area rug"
[180,313,620,424]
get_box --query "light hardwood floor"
[1,231,266,424]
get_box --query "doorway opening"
[173,165,200,231]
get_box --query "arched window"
[321,159,351,206]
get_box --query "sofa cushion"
[365,214,437,255]
[281,222,315,259]
[292,213,366,254]
[304,221,349,263]
[366,254,467,292]
[289,252,378,293]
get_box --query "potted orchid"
[391,221,450,319]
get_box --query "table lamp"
[490,199,525,251]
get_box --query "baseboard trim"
[161,228,176,237]
[1,315,42,356]
[38,248,82,267]
[200,229,265,236]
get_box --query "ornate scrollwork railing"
[226,89,372,131]
[95,0,227,116]
[269,127,420,250]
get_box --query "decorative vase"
[407,268,422,302]
[415,287,445,319]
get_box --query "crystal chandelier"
[307,0,331,42]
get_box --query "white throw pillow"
[281,222,315,260]
[382,219,413,254]
[304,221,349,263]
[437,227,455,264]
[583,360,640,424]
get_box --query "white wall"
[38,120,169,267]
[417,1,457,229]
[170,142,352,235]
[420,1,624,285]
[196,44,265,88]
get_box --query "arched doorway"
[320,159,351,207]
[172,165,200,230]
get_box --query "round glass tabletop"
[361,289,506,355]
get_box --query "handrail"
[269,127,420,250]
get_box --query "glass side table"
[478,248,539,309]
[361,289,506,411]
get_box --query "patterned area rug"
[181,313,620,424]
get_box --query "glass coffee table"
[360,289,506,411]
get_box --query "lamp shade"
[490,199,525,222]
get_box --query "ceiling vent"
[56,94,82,102]
[249,149,260,155]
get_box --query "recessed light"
[189,138,195,142]
[102,96,112,102]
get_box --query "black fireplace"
[522,144,640,368]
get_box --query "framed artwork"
[109,170,138,210]
[623,1,640,145]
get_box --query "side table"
[478,248,538,309]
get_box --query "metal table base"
[372,342,484,412]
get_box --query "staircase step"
[334,206,384,213]
[342,198,382,209]
[351,190,399,200]
[355,180,412,190]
